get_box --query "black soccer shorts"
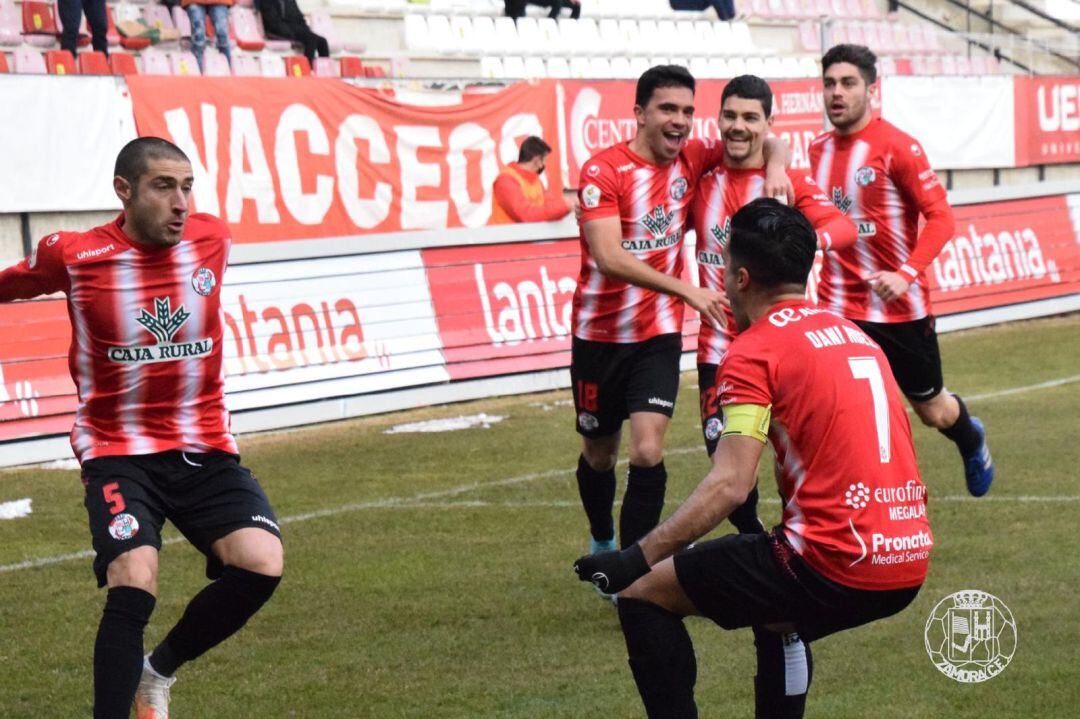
[673,529,920,642]
[82,450,281,587]
[697,363,722,456]
[854,316,944,402]
[570,333,682,438]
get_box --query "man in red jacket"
[491,136,574,224]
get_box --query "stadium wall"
[1,182,1078,467]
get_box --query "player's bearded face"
[635,86,695,164]
[720,97,771,165]
[722,247,751,333]
[126,159,194,248]
[823,62,872,129]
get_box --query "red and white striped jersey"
[573,139,724,343]
[0,213,237,463]
[718,299,931,590]
[810,118,954,323]
[691,165,855,364]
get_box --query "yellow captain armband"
[720,404,772,444]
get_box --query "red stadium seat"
[45,48,76,74]
[229,7,265,51]
[108,50,139,76]
[284,55,310,77]
[339,55,364,78]
[22,1,59,47]
[0,51,9,72]
[364,65,386,78]
[77,49,109,74]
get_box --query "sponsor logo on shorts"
[855,166,876,187]
[251,514,280,532]
[704,417,722,441]
[191,267,217,297]
[578,412,599,431]
[108,513,140,541]
[925,590,1016,683]
[669,177,688,200]
[582,184,602,209]
[648,397,674,409]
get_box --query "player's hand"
[574,543,650,595]
[764,168,795,206]
[868,271,910,303]
[683,286,729,329]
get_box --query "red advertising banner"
[127,77,564,243]
[561,78,830,185]
[1014,76,1080,166]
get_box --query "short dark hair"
[822,43,878,85]
[114,137,190,186]
[721,74,773,117]
[518,136,552,163]
[635,64,695,108]
[729,198,817,288]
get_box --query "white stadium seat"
[546,56,571,78]
[557,18,581,55]
[570,55,590,78]
[629,56,650,76]
[503,55,527,78]
[731,22,759,55]
[425,15,457,55]
[589,57,613,78]
[708,57,732,78]
[726,56,748,76]
[761,56,784,78]
[470,16,498,55]
[618,19,642,50]
[598,18,624,54]
[524,55,547,78]
[403,14,430,53]
[480,56,504,78]
[656,20,679,49]
[493,17,519,55]
[449,16,476,55]
[676,20,703,55]
[515,16,544,54]
[576,18,604,56]
[689,56,712,78]
[745,56,766,75]
[537,18,563,54]
[610,55,635,78]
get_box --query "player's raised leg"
[911,390,994,496]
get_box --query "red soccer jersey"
[0,214,237,463]
[573,138,724,343]
[691,165,854,364]
[717,299,932,590]
[809,118,954,323]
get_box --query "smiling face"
[823,61,874,132]
[114,157,194,248]
[720,95,772,168]
[634,85,696,165]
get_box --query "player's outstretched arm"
[0,234,68,303]
[583,216,728,327]
[762,136,795,205]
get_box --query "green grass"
[1,314,1078,718]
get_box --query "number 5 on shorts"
[103,481,126,515]
[848,357,890,464]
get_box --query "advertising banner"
[1014,76,1080,166]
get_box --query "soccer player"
[0,137,283,719]
[810,44,994,496]
[692,74,857,535]
[575,199,933,718]
[571,65,791,600]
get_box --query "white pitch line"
[3,374,1079,575]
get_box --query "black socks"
[576,454,616,543]
[94,586,156,719]
[618,598,699,719]
[620,461,667,549]
[149,566,281,677]
[939,393,982,455]
[752,627,813,719]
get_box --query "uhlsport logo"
[108,296,213,364]
[925,589,1017,683]
[191,267,217,296]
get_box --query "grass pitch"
[1,314,1078,718]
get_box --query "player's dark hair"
[635,64,695,108]
[729,198,817,288]
[822,43,878,85]
[518,136,552,163]
[114,137,190,187]
[721,75,773,117]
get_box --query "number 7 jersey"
[716,299,932,590]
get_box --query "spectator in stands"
[491,137,575,225]
[58,0,108,57]
[669,0,736,21]
[184,0,233,72]
[258,0,330,64]
[504,0,582,20]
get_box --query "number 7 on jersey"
[848,357,891,464]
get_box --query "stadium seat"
[309,10,346,54]
[285,54,311,76]
[537,17,562,54]
[362,63,384,77]
[203,47,231,76]
[674,20,701,56]
[669,56,689,69]
[655,20,678,51]
[22,1,58,47]
[108,51,137,75]
[523,55,545,78]
[467,15,495,54]
[779,55,801,78]
[109,6,151,50]
[479,55,503,78]
[170,5,190,41]
[585,57,608,77]
[597,18,623,54]
[689,56,710,79]
[0,0,22,46]
[232,53,260,76]
[545,55,569,78]
[339,55,364,77]
[610,55,634,78]
[492,16,517,54]
[448,15,475,54]
[313,56,339,76]
[143,4,176,37]
[556,18,580,54]
[425,14,456,54]
[629,55,649,77]
[707,56,731,78]
[76,49,108,74]
[515,16,543,55]
[730,22,759,55]
[726,56,747,75]
[0,51,7,72]
[12,47,46,72]
[692,21,719,58]
[140,47,171,74]
[403,13,429,52]
[502,55,525,78]
[258,15,295,52]
[575,18,603,56]
[799,21,821,52]
[569,55,589,78]
[44,48,75,73]
[230,7,266,51]
[259,52,285,76]
[170,50,200,75]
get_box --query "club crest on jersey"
[641,205,675,240]
[669,177,688,201]
[855,166,876,187]
[191,267,216,296]
[108,296,213,364]
[831,187,853,215]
